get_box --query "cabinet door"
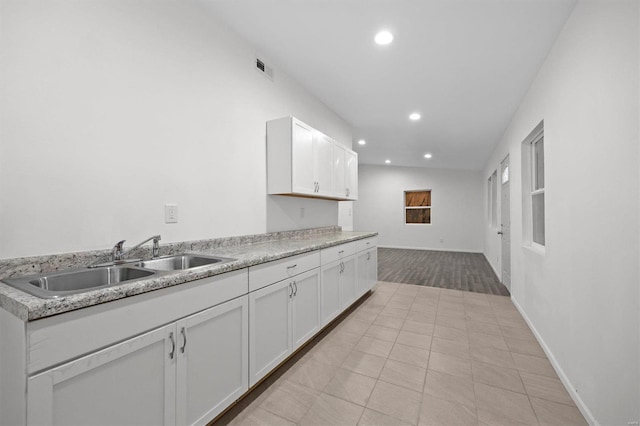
[27,325,176,426]
[368,248,378,290]
[333,143,346,199]
[356,248,377,296]
[341,256,357,309]
[249,280,292,387]
[291,119,315,195]
[176,296,249,426]
[314,131,334,197]
[321,262,342,326]
[345,150,358,200]
[356,251,369,298]
[291,269,321,350]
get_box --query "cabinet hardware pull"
[338,250,344,254]
[367,252,371,260]
[169,332,175,359]
[289,283,293,298]
[287,264,297,270]
[293,281,297,296]
[180,327,187,354]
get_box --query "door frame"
[500,154,511,290]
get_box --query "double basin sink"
[2,254,236,299]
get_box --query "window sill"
[522,243,545,257]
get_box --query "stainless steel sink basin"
[1,253,235,299]
[2,266,156,299]
[137,254,235,271]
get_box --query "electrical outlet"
[300,207,305,219]
[165,204,178,223]
[440,238,444,243]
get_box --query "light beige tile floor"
[221,282,587,426]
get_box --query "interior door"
[500,155,511,290]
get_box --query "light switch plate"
[165,204,178,223]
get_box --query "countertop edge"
[0,231,378,321]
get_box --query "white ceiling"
[202,0,576,171]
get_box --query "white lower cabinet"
[356,247,378,297]
[27,325,176,426]
[15,238,377,426]
[27,296,249,426]
[249,268,320,387]
[320,255,356,326]
[176,296,249,426]
[340,256,357,309]
[320,261,341,325]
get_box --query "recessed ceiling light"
[375,31,393,45]
[358,139,366,145]
[385,159,391,164]
[424,153,432,159]
[409,112,421,121]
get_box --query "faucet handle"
[152,235,161,258]
[112,240,126,261]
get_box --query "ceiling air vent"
[256,57,274,81]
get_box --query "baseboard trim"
[482,252,502,281]
[378,245,483,254]
[511,297,598,426]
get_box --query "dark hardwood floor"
[377,248,510,296]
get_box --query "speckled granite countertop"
[0,228,377,321]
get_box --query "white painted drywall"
[337,201,354,231]
[482,1,639,424]
[0,0,351,259]
[354,164,483,252]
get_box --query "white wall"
[354,164,483,252]
[483,1,639,424]
[0,0,351,259]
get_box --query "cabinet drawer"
[321,242,357,265]
[357,237,378,252]
[249,252,320,292]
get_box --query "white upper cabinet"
[333,143,346,198]
[291,120,315,195]
[267,116,357,200]
[345,149,358,200]
[313,130,334,197]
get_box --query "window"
[488,171,497,227]
[521,121,545,247]
[531,133,545,245]
[405,190,431,224]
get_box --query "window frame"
[530,132,545,246]
[404,189,432,225]
[521,121,545,251]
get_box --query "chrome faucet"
[112,235,161,262]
